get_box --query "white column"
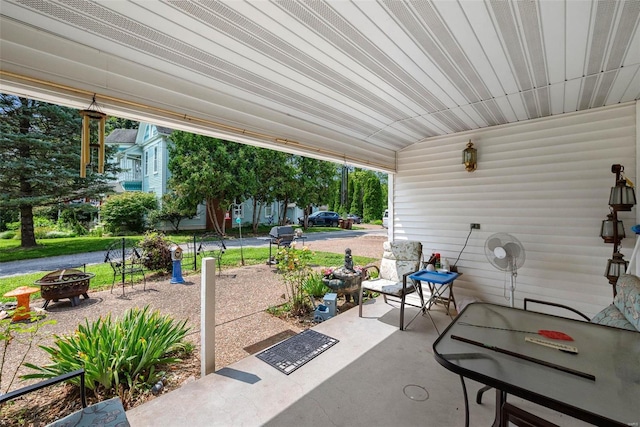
[201,257,216,376]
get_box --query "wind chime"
[79,96,107,178]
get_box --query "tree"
[243,147,294,233]
[363,172,384,222]
[294,157,338,228]
[105,117,138,135]
[0,95,116,247]
[148,193,198,232]
[168,131,249,236]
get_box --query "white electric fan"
[485,233,526,307]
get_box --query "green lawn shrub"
[0,231,15,239]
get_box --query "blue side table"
[408,270,460,316]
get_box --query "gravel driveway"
[1,233,387,395]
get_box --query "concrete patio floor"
[127,297,590,426]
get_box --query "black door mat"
[256,329,339,375]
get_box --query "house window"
[144,125,157,140]
[144,152,149,176]
[264,205,273,217]
[153,146,158,173]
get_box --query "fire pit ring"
[34,268,95,309]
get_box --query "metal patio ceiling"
[1,0,639,172]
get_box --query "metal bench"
[104,239,147,295]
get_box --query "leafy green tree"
[100,192,157,233]
[270,155,299,225]
[294,157,338,228]
[168,131,249,235]
[242,147,294,233]
[148,193,198,232]
[0,94,116,247]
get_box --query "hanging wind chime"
[79,95,107,178]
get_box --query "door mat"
[256,329,339,375]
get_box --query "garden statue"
[322,248,362,303]
[344,248,354,271]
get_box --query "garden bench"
[104,239,147,295]
[0,368,130,426]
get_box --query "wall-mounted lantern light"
[462,140,477,172]
[79,95,107,178]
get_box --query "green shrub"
[139,231,172,272]
[100,192,158,233]
[6,221,20,231]
[275,245,313,316]
[43,230,76,239]
[22,306,191,395]
[303,272,330,297]
[0,231,16,239]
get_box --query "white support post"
[201,257,216,376]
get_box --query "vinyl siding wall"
[394,102,638,318]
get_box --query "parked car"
[382,209,389,228]
[298,211,340,227]
[347,214,361,224]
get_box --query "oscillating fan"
[485,233,526,307]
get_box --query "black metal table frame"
[433,302,638,427]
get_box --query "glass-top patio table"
[433,302,640,427]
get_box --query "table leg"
[492,388,507,427]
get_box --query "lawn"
[0,246,375,303]
[0,225,359,263]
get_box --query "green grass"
[0,247,375,303]
[0,226,358,263]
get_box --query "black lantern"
[600,213,625,243]
[605,252,628,288]
[462,140,477,172]
[608,164,636,211]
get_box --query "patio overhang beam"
[0,70,396,173]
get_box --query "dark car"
[347,214,361,224]
[298,211,340,227]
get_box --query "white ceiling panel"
[0,0,638,172]
[539,0,566,85]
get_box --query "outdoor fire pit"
[34,268,95,309]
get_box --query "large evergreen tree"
[0,95,115,247]
[363,172,384,222]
